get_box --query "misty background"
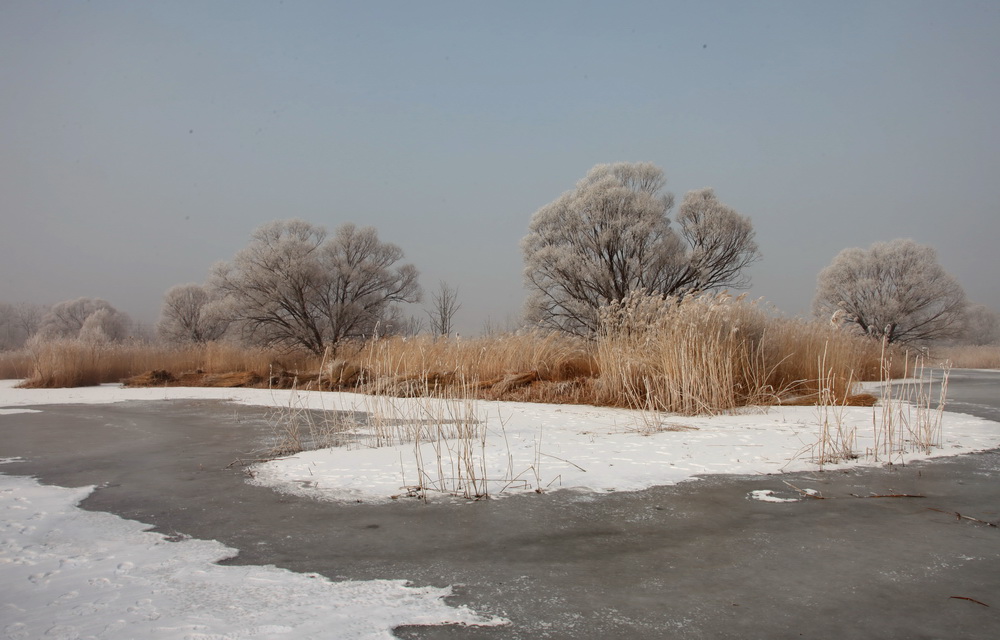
[2,1,998,335]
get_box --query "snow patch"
[748,489,799,503]
[0,474,505,639]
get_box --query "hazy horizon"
[3,1,999,335]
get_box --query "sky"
[2,0,999,335]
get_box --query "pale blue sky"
[2,1,999,334]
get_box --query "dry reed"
[14,338,320,388]
[9,298,891,417]
[595,292,885,416]
[930,344,1000,370]
[0,349,33,380]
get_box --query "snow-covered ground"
[2,378,1000,637]
[0,381,509,639]
[0,470,501,639]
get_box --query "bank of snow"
[0,470,502,639]
[3,379,1000,506]
[247,395,1000,503]
[2,379,1000,635]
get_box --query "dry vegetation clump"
[345,332,598,403]
[760,317,891,400]
[595,291,888,415]
[15,338,319,389]
[8,299,900,417]
[354,332,593,383]
[0,349,33,380]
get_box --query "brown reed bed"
[929,344,1000,370]
[594,292,890,415]
[9,339,320,389]
[0,349,33,381]
[5,297,896,415]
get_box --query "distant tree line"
[0,297,143,350]
[4,162,995,354]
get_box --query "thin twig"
[782,480,925,500]
[927,508,999,528]
[950,596,990,607]
[537,451,587,472]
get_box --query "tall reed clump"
[597,292,771,415]
[873,346,951,461]
[595,291,885,415]
[0,349,34,380]
[762,317,890,399]
[21,337,126,387]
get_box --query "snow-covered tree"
[211,219,421,354]
[78,307,130,344]
[156,283,232,345]
[0,302,44,350]
[959,304,1000,345]
[522,162,759,335]
[813,238,967,344]
[37,297,131,342]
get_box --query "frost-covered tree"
[0,302,44,350]
[156,283,232,345]
[522,162,759,335]
[211,219,421,354]
[959,304,1000,345]
[78,307,131,344]
[37,297,131,342]
[813,239,967,344]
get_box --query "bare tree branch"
[211,219,422,354]
[427,281,461,336]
